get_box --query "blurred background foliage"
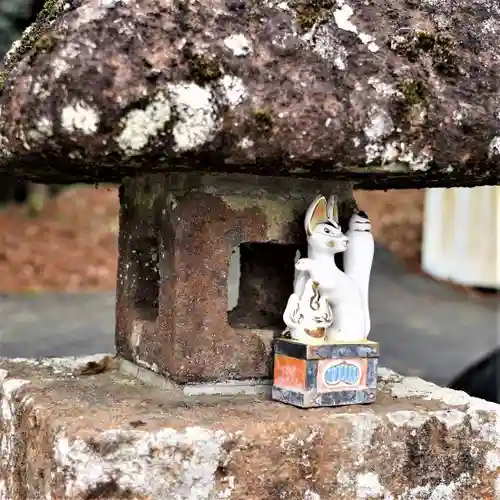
[0,0,62,213]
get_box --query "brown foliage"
[0,185,118,292]
[0,186,424,292]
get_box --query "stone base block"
[272,338,379,408]
[1,355,499,499]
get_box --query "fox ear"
[326,195,339,224]
[305,195,328,236]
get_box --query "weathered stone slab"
[1,355,499,499]
[0,0,499,188]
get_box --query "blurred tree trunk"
[0,176,63,213]
[25,183,50,216]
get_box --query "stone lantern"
[0,0,499,496]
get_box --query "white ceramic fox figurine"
[282,277,334,345]
[294,195,375,342]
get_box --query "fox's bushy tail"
[344,211,375,337]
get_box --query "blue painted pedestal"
[272,338,379,408]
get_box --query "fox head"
[305,195,349,254]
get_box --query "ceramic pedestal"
[272,338,379,408]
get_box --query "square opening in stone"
[118,182,161,324]
[227,242,303,329]
[132,234,160,320]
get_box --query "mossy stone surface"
[0,0,68,93]
[0,0,498,190]
[186,53,223,86]
[396,79,428,109]
[290,0,335,30]
[390,30,460,77]
[253,109,273,132]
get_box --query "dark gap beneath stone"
[474,286,499,296]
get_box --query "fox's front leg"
[295,258,315,274]
[295,258,326,290]
[293,258,314,296]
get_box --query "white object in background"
[422,186,500,289]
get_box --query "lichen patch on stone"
[32,78,50,99]
[304,489,321,500]
[52,42,82,80]
[433,409,467,429]
[1,379,29,398]
[367,77,400,98]
[0,105,11,158]
[386,410,430,428]
[219,75,248,107]
[1,375,31,486]
[333,3,357,34]
[100,0,131,7]
[365,139,433,172]
[168,82,220,153]
[61,101,100,135]
[486,449,500,471]
[2,354,114,377]
[488,136,500,158]
[333,1,380,53]
[237,137,254,149]
[364,105,394,142]
[304,21,348,70]
[363,106,399,167]
[115,81,221,154]
[223,33,253,57]
[116,92,172,156]
[398,473,471,500]
[54,426,233,498]
[3,40,23,69]
[65,0,121,30]
[355,471,386,499]
[398,148,433,172]
[52,57,71,78]
[26,117,54,144]
[381,369,471,405]
[333,47,348,70]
